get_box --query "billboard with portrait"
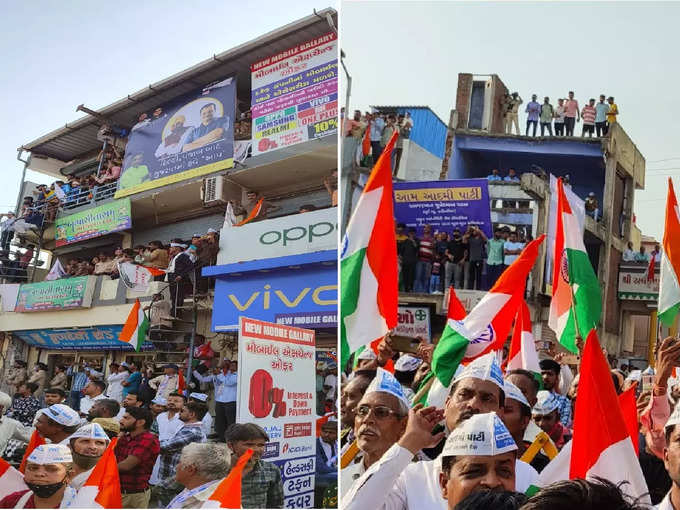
[115,78,236,198]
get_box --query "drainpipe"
[15,149,30,215]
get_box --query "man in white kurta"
[149,395,184,485]
[341,353,538,510]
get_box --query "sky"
[0,0,336,213]
[341,1,679,240]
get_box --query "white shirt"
[341,454,368,498]
[150,411,184,485]
[79,393,106,416]
[193,370,238,403]
[503,241,525,266]
[342,443,538,510]
[0,417,32,456]
[201,412,213,437]
[623,249,636,262]
[656,491,674,510]
[106,371,128,403]
[324,374,338,400]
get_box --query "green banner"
[55,198,131,247]
[15,276,95,312]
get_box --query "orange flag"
[19,430,45,473]
[618,383,640,455]
[235,199,263,227]
[362,122,371,157]
[68,438,122,508]
[446,286,466,320]
[178,371,186,394]
[202,449,254,508]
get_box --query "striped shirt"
[581,105,596,125]
[418,236,435,262]
[67,367,89,392]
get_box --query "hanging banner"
[13,326,153,351]
[55,198,131,247]
[14,276,96,312]
[251,33,338,156]
[393,179,493,237]
[237,317,316,508]
[115,78,236,198]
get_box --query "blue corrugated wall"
[394,107,447,159]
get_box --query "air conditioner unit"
[203,176,227,205]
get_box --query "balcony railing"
[60,181,118,213]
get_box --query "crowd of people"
[502,91,620,138]
[0,352,339,509]
[339,332,680,509]
[396,222,533,294]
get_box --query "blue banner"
[212,263,337,332]
[14,326,154,351]
[115,78,236,199]
[393,178,492,238]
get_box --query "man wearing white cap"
[438,412,518,509]
[35,403,82,445]
[341,368,410,498]
[342,353,538,510]
[150,395,168,420]
[394,354,423,403]
[149,392,185,486]
[0,444,76,509]
[355,348,378,370]
[189,392,213,437]
[659,404,680,509]
[65,422,110,491]
[532,391,570,450]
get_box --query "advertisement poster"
[15,276,96,312]
[395,306,431,341]
[115,78,235,198]
[237,317,316,508]
[393,179,492,237]
[251,32,338,156]
[55,198,131,247]
[13,326,153,351]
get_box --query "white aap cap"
[152,396,168,405]
[68,423,110,443]
[27,444,73,465]
[356,349,377,361]
[189,393,208,402]
[395,354,422,372]
[453,352,504,390]
[504,379,530,409]
[626,369,642,383]
[532,390,560,416]
[39,404,82,427]
[207,228,218,234]
[441,412,517,457]
[667,402,680,431]
[365,367,410,407]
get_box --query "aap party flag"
[527,330,649,502]
[341,131,399,369]
[223,201,238,228]
[548,178,601,353]
[68,439,122,509]
[119,299,149,352]
[659,178,680,326]
[202,449,254,508]
[118,262,164,293]
[0,458,27,497]
[45,258,67,281]
[420,236,545,407]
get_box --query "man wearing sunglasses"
[342,353,539,510]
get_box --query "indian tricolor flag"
[202,449,254,508]
[419,236,545,407]
[548,178,601,353]
[527,330,649,503]
[659,178,680,326]
[68,439,122,508]
[119,299,149,352]
[0,458,27,496]
[340,131,399,368]
[505,300,540,374]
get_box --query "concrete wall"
[455,74,473,130]
[489,75,508,134]
[397,140,443,181]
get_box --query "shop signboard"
[55,198,131,246]
[251,32,337,155]
[237,317,316,508]
[13,326,154,351]
[212,262,337,332]
[618,263,660,300]
[274,311,337,329]
[394,306,431,341]
[217,207,337,265]
[115,77,235,198]
[393,179,492,237]
[15,276,96,312]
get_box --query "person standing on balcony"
[581,98,597,137]
[653,243,662,263]
[93,252,115,276]
[505,92,523,135]
[525,95,541,136]
[414,224,434,293]
[444,228,468,289]
[595,95,610,137]
[144,240,169,273]
[635,245,650,263]
[504,168,520,183]
[0,211,16,251]
[606,96,619,128]
[166,243,194,316]
[369,112,385,164]
[623,241,636,262]
[585,192,599,221]
[463,225,487,290]
[504,230,525,266]
[486,227,506,289]
[233,190,281,223]
[398,228,419,292]
[539,97,554,136]
[563,91,580,136]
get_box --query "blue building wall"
[382,107,447,159]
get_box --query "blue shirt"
[503,175,520,182]
[369,117,385,141]
[123,371,142,396]
[595,102,609,123]
[526,101,541,121]
[193,370,238,403]
[67,367,89,392]
[487,174,502,181]
[184,117,229,144]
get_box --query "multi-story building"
[0,10,338,395]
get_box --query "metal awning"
[20,8,337,164]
